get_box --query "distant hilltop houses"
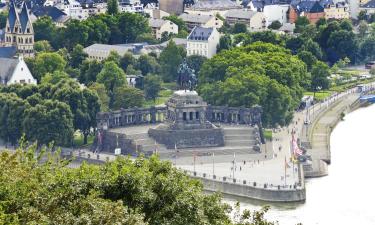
[0,0,372,88]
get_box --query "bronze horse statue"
[177,59,197,91]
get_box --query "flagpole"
[233,152,236,179]
[284,155,287,186]
[174,143,177,166]
[193,151,196,173]
[212,152,215,175]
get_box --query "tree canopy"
[198,42,308,126]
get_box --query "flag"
[292,134,303,156]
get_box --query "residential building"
[184,0,241,17]
[57,0,106,20]
[359,0,375,15]
[186,27,220,59]
[225,9,266,31]
[119,0,144,13]
[2,1,34,58]
[149,18,178,39]
[179,13,223,31]
[0,57,37,85]
[84,43,165,60]
[289,1,325,24]
[324,2,350,20]
[246,0,289,26]
[32,6,70,27]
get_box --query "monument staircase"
[122,125,262,158]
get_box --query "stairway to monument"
[126,132,168,155]
[157,126,262,159]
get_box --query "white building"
[247,1,289,26]
[0,57,37,85]
[149,18,178,39]
[224,9,266,31]
[179,13,223,31]
[186,27,220,59]
[57,0,106,20]
[119,0,144,13]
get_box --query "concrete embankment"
[183,165,306,202]
[302,92,362,178]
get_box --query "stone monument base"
[148,124,224,149]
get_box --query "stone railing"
[97,106,167,130]
[97,105,263,130]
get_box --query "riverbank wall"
[182,164,306,202]
[301,86,373,178]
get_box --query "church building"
[2,1,34,58]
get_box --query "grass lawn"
[144,89,174,107]
[73,132,95,147]
[263,129,273,140]
[303,91,333,101]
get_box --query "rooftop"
[294,1,324,13]
[32,6,70,23]
[149,18,168,28]
[189,0,240,10]
[179,13,213,24]
[0,46,17,58]
[362,0,375,8]
[187,26,214,41]
[225,9,257,19]
[0,57,18,81]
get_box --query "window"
[196,112,200,120]
[183,112,187,121]
[189,112,193,120]
[27,28,30,33]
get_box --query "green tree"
[33,52,67,81]
[97,61,127,107]
[186,55,207,74]
[112,86,144,109]
[41,71,70,85]
[358,20,369,38]
[23,99,74,145]
[311,61,330,93]
[33,16,57,43]
[88,82,110,111]
[268,20,282,30]
[120,52,136,71]
[327,29,358,63]
[107,0,119,15]
[51,80,100,144]
[297,51,317,71]
[199,42,308,126]
[217,34,232,52]
[294,16,310,33]
[233,23,247,34]
[79,59,103,85]
[34,40,53,53]
[117,12,151,43]
[144,75,162,101]
[70,44,88,68]
[85,17,111,44]
[0,93,29,145]
[316,17,327,28]
[159,40,186,82]
[63,19,89,49]
[136,54,160,75]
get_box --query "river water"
[225,104,375,225]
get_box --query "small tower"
[4,1,34,58]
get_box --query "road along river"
[225,103,375,225]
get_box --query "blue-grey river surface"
[225,104,375,225]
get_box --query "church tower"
[4,1,34,58]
